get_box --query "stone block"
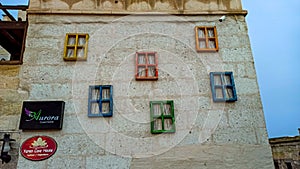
[0,77,19,89]
[220,47,253,62]
[61,115,85,134]
[86,155,131,169]
[26,37,60,50]
[0,89,28,102]
[0,65,20,77]
[29,83,72,100]
[228,108,267,128]
[21,65,73,83]
[56,134,105,156]
[23,48,63,65]
[212,126,257,144]
[0,115,20,130]
[17,156,47,169]
[0,102,22,116]
[235,77,259,95]
[237,62,257,78]
[48,156,85,169]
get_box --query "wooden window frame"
[135,52,158,80]
[210,72,237,102]
[150,100,175,134]
[88,85,113,117]
[63,33,89,61]
[195,26,219,52]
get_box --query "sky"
[1,0,299,138]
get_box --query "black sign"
[19,101,65,130]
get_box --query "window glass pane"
[225,87,233,99]
[90,102,100,115]
[164,118,173,130]
[163,103,171,115]
[207,29,215,37]
[153,104,161,116]
[224,75,232,85]
[77,47,85,58]
[138,54,146,64]
[0,46,11,61]
[67,48,74,57]
[208,40,216,49]
[101,102,110,114]
[154,118,162,130]
[215,87,224,99]
[91,88,100,100]
[199,40,206,48]
[78,36,86,45]
[68,36,76,45]
[213,75,222,85]
[148,66,156,77]
[148,54,155,64]
[102,88,110,99]
[138,66,146,76]
[198,28,205,38]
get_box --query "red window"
[135,52,158,80]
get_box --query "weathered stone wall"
[270,136,300,169]
[11,12,275,168]
[0,65,27,168]
[29,0,244,13]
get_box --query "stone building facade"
[269,130,300,169]
[0,0,274,168]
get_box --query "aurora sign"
[19,101,65,130]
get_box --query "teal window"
[150,101,175,134]
[210,72,237,102]
[88,85,113,117]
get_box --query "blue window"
[150,100,175,134]
[210,72,237,102]
[88,85,113,117]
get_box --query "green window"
[150,100,175,134]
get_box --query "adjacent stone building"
[269,129,300,169]
[0,0,274,168]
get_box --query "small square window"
[136,52,158,80]
[63,33,89,61]
[88,85,113,117]
[195,26,218,52]
[150,100,175,134]
[210,72,237,102]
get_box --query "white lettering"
[39,116,59,121]
[23,149,33,153]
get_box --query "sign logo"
[25,108,42,121]
[21,136,57,161]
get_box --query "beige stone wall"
[29,0,244,13]
[11,12,275,168]
[0,65,26,168]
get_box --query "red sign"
[20,136,57,161]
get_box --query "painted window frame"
[63,33,89,61]
[88,85,113,117]
[210,72,237,102]
[135,52,158,80]
[195,26,219,52]
[150,100,175,134]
